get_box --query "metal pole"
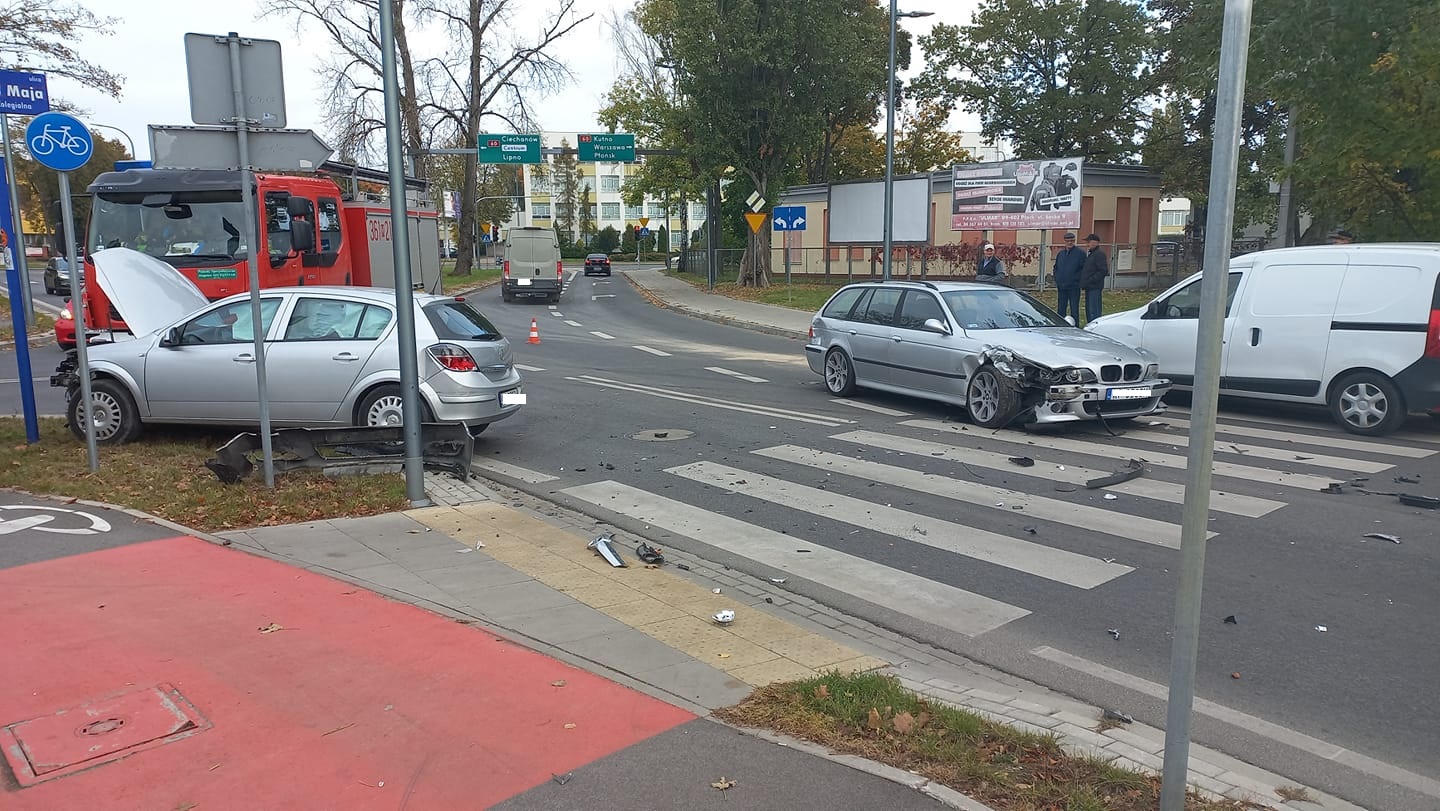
[881,0,898,282]
[228,33,277,488]
[1159,1,1253,807]
[2,116,34,325]
[706,180,719,290]
[59,172,97,471]
[378,0,430,507]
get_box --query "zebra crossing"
[484,405,1432,641]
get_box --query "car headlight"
[1144,363,1159,379]
[1062,367,1097,384]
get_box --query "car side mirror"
[159,326,182,348]
[1144,300,1162,319]
[922,317,952,336]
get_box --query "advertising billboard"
[951,158,1084,230]
[827,175,933,244]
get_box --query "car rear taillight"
[503,260,510,278]
[428,343,478,372]
[808,325,814,340]
[556,260,564,279]
[1426,308,1440,358]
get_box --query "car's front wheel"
[68,378,142,444]
[966,366,1021,429]
[823,349,857,396]
[357,385,435,428]
[1329,371,1405,436]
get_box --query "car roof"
[837,280,1020,293]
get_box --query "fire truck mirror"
[290,219,316,253]
[287,196,315,219]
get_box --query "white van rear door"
[1223,261,1345,400]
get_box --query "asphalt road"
[1,269,1437,809]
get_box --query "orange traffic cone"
[528,318,541,344]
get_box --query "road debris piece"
[635,542,665,564]
[551,772,573,785]
[765,597,774,604]
[769,577,787,584]
[1102,709,1133,724]
[551,680,567,688]
[1315,625,1328,632]
[713,609,735,625]
[259,623,284,634]
[1398,493,1439,509]
[1107,628,1120,639]
[1394,475,1421,484]
[1022,526,1037,534]
[206,423,474,483]
[711,777,736,791]
[676,563,692,571]
[1224,615,1238,625]
[1008,456,1035,467]
[564,723,577,729]
[588,533,626,567]
[1103,493,1119,500]
[1363,533,1402,544]
[1320,483,1345,494]
[1086,459,1146,489]
[712,588,722,594]
[1231,672,1241,680]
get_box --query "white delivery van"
[500,226,564,303]
[1086,244,1440,435]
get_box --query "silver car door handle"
[332,353,360,361]
[233,354,255,364]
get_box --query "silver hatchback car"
[805,280,1170,428]
[54,248,524,444]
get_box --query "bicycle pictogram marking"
[29,123,92,160]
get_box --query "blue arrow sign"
[26,112,93,172]
[772,205,807,231]
[0,70,49,115]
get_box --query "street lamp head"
[897,10,934,18]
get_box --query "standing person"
[976,243,1006,284]
[1052,232,1085,324]
[1080,233,1109,324]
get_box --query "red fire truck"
[56,161,442,347]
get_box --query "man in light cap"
[1052,232,1085,323]
[975,243,1006,284]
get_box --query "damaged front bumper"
[1030,379,1172,423]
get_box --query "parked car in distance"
[806,280,1169,428]
[44,256,72,295]
[1086,243,1440,436]
[500,226,563,303]
[52,248,525,444]
[583,253,612,276]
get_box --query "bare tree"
[0,1,123,96]
[263,0,590,275]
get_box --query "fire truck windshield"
[88,191,249,265]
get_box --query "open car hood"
[93,248,210,337]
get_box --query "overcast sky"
[51,0,977,161]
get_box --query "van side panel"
[1323,264,1432,385]
[1222,262,1345,399]
[1375,266,1440,413]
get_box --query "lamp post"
[88,123,137,158]
[882,4,933,282]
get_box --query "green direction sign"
[578,132,636,162]
[479,133,541,164]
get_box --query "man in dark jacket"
[1080,233,1109,324]
[975,243,1006,284]
[1051,232,1085,323]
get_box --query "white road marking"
[632,345,672,357]
[470,459,558,484]
[1149,415,1434,458]
[0,505,111,534]
[668,461,1130,588]
[755,445,1202,548]
[1090,427,1392,473]
[549,311,565,317]
[564,320,584,327]
[513,364,546,372]
[902,419,1338,491]
[1165,406,1440,447]
[590,331,616,340]
[592,294,616,299]
[832,430,1283,518]
[570,374,856,427]
[562,481,1030,636]
[705,366,769,384]
[1031,645,1440,800]
[831,399,911,417]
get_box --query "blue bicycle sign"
[25,112,93,172]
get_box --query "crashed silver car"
[805,280,1170,428]
[51,247,524,444]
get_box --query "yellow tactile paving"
[406,505,890,687]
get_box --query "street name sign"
[578,133,635,162]
[150,125,332,171]
[184,33,287,127]
[480,133,541,164]
[0,70,49,116]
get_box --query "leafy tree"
[578,183,597,246]
[593,225,620,254]
[262,0,590,275]
[913,0,1158,163]
[549,139,581,245]
[894,101,974,174]
[0,1,123,96]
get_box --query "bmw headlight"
[1144,363,1159,379]
[1062,367,1097,384]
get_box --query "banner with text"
[951,157,1084,230]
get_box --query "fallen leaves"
[710,777,736,791]
[551,680,567,688]
[258,622,284,634]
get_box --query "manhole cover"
[631,428,693,442]
[0,683,211,786]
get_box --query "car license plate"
[500,389,526,406]
[1106,387,1152,400]
[517,277,531,286]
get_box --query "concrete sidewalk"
[209,470,1364,811]
[622,267,813,340]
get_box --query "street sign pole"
[0,157,38,442]
[58,171,97,470]
[226,32,277,488]
[1,117,34,325]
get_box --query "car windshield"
[88,191,248,266]
[940,289,1067,330]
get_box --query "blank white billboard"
[827,176,932,244]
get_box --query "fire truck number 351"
[368,219,392,242]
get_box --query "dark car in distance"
[44,256,73,295]
[583,253,612,276]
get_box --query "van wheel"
[68,379,143,445]
[967,366,1021,429]
[1330,371,1405,436]
[823,349,856,396]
